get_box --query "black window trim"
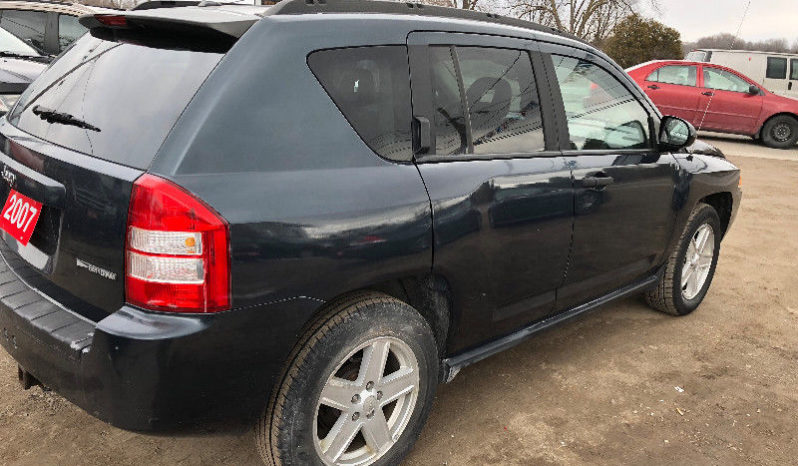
[408,31,560,163]
[645,64,698,88]
[540,43,657,153]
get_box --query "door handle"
[702,91,714,96]
[789,82,793,91]
[413,116,430,154]
[581,174,614,188]
[647,85,660,90]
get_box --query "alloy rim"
[681,223,715,301]
[772,123,792,143]
[313,336,420,466]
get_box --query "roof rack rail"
[265,0,583,43]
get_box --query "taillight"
[125,174,230,313]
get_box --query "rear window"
[308,46,413,162]
[766,57,788,79]
[8,35,223,170]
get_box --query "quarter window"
[646,65,697,86]
[308,46,413,161]
[58,14,87,52]
[703,68,752,93]
[552,55,650,151]
[766,57,788,79]
[0,10,47,54]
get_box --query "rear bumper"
[0,249,322,431]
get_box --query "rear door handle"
[789,82,793,91]
[581,174,614,188]
[413,116,431,154]
[647,84,660,90]
[702,91,714,96]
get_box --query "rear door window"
[791,59,798,80]
[646,65,697,86]
[552,55,650,150]
[308,46,413,161]
[429,46,467,156]
[8,35,224,169]
[766,57,788,79]
[456,47,544,155]
[0,10,47,54]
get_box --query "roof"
[691,49,798,58]
[0,1,109,14]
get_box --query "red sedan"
[627,60,798,148]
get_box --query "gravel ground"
[1,138,796,465]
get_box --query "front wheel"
[761,115,798,149]
[646,204,721,316]
[257,292,439,466]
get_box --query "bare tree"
[506,0,652,44]
[684,33,796,55]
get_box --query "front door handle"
[789,82,793,91]
[702,91,714,96]
[581,174,614,188]
[647,84,660,90]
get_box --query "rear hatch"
[0,8,258,320]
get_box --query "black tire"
[257,292,439,466]
[645,204,721,316]
[761,115,798,149]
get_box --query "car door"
[642,64,703,126]
[408,32,574,350]
[698,66,764,134]
[542,46,680,309]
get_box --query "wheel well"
[366,275,453,356]
[758,112,798,138]
[701,192,733,237]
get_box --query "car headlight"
[0,94,21,116]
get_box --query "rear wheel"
[761,115,798,149]
[646,204,721,316]
[257,292,438,466]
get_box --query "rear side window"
[456,47,544,155]
[791,60,798,81]
[552,55,650,151]
[703,68,751,93]
[0,10,47,53]
[646,65,697,86]
[9,35,223,169]
[308,46,412,162]
[766,57,788,79]
[57,14,86,52]
[427,45,544,157]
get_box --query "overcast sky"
[638,0,798,43]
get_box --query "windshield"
[0,27,40,56]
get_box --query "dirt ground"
[1,137,797,466]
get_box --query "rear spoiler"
[78,6,262,39]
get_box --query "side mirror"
[748,85,760,95]
[659,116,696,151]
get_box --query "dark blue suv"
[0,1,741,465]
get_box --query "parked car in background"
[628,60,798,148]
[0,27,48,115]
[0,1,99,56]
[686,49,798,100]
[0,1,740,465]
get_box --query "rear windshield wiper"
[32,106,101,132]
[0,51,51,63]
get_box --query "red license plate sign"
[0,189,42,246]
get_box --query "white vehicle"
[686,49,798,100]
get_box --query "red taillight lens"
[126,174,230,313]
[94,15,128,28]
